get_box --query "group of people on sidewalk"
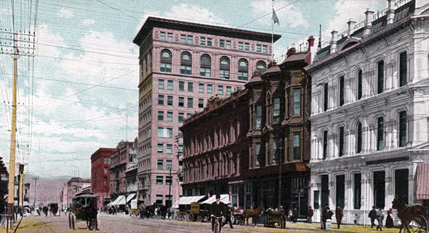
[319,204,394,231]
[368,206,394,231]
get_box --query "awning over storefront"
[416,163,429,200]
[109,195,126,206]
[126,193,136,203]
[201,194,230,205]
[176,195,206,205]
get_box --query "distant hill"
[23,174,74,206]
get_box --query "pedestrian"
[292,208,298,223]
[335,206,343,229]
[222,204,234,228]
[321,205,333,229]
[385,208,394,228]
[307,206,314,223]
[376,208,384,231]
[368,206,377,228]
[210,194,225,232]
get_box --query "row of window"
[158,95,205,108]
[322,52,407,111]
[160,49,266,80]
[160,31,269,53]
[253,89,302,130]
[158,111,192,123]
[157,159,172,170]
[316,169,408,210]
[158,79,239,95]
[156,175,172,185]
[157,143,183,154]
[320,111,407,160]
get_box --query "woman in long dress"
[385,208,394,228]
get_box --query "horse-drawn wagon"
[68,192,98,230]
[263,209,286,228]
[188,202,210,222]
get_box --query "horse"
[392,198,428,233]
[244,206,265,225]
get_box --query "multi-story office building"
[133,17,280,207]
[91,148,115,211]
[308,0,429,224]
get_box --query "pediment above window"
[337,38,360,52]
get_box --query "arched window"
[160,50,172,72]
[180,52,192,75]
[200,54,211,77]
[220,57,230,79]
[238,59,248,81]
[257,61,266,72]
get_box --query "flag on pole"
[272,8,280,25]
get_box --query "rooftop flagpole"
[272,0,274,61]
[272,0,280,62]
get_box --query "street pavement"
[1,212,402,233]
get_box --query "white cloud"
[82,19,95,26]
[323,0,387,41]
[250,0,309,28]
[136,4,229,33]
[57,8,74,18]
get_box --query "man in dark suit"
[210,194,226,232]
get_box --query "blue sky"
[0,0,389,178]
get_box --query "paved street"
[2,213,402,233]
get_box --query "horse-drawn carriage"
[392,198,428,233]
[68,192,98,230]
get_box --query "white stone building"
[307,0,429,225]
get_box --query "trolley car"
[68,192,98,230]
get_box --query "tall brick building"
[91,148,115,211]
[133,17,280,207]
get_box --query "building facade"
[65,177,91,209]
[109,139,138,204]
[245,42,313,215]
[308,0,429,224]
[133,17,280,207]
[181,89,249,206]
[90,148,115,211]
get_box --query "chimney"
[330,30,338,54]
[307,36,315,51]
[364,8,374,37]
[287,47,296,57]
[267,60,277,68]
[347,19,356,37]
[387,0,395,25]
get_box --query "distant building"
[65,177,91,209]
[91,148,116,211]
[133,16,280,207]
[308,0,429,224]
[109,139,138,210]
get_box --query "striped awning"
[416,163,429,200]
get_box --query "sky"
[0,0,390,178]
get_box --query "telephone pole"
[0,3,37,221]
